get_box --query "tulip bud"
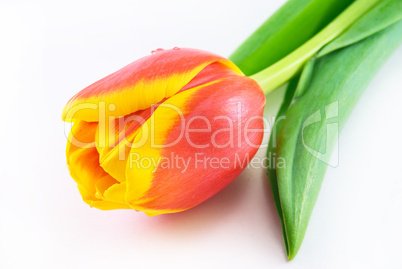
[62,48,265,216]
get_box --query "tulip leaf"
[229,0,353,76]
[319,0,402,57]
[293,57,316,99]
[267,76,299,257]
[270,20,402,260]
[249,0,381,95]
[267,57,316,257]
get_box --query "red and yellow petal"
[66,120,101,194]
[66,120,130,210]
[96,108,153,182]
[125,76,265,215]
[94,61,242,184]
[62,48,242,122]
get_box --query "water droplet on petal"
[151,48,164,54]
[172,47,180,50]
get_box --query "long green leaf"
[319,0,402,57]
[274,20,402,260]
[267,76,299,257]
[250,0,380,95]
[229,0,353,76]
[267,57,316,257]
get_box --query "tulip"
[62,48,265,216]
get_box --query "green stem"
[250,0,380,95]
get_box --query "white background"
[1,0,402,268]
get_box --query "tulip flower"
[62,48,265,216]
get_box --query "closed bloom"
[62,48,265,216]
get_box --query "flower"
[62,48,265,216]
